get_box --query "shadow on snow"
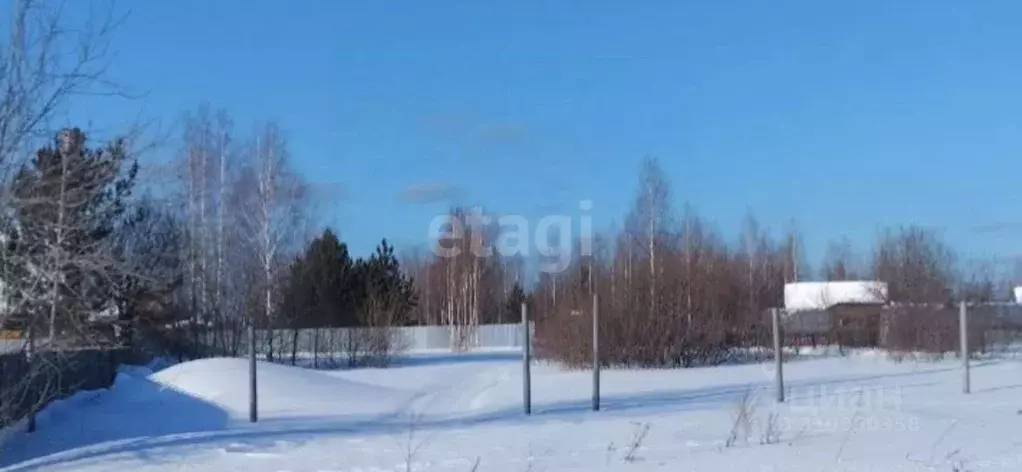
[3,356,990,472]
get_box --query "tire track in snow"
[400,362,515,420]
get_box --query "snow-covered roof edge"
[783,281,888,312]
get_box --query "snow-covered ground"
[1,350,1021,471]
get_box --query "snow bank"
[784,281,887,311]
[0,363,230,468]
[149,357,413,418]
[9,351,1022,471]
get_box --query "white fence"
[200,323,534,355]
[0,338,25,354]
[390,323,531,351]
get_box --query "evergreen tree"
[279,233,417,330]
[503,282,529,323]
[5,128,138,342]
[111,194,185,339]
[280,228,357,328]
[357,239,417,327]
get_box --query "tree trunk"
[48,147,69,342]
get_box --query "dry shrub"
[341,326,407,367]
[534,312,591,368]
[880,305,988,356]
[535,301,764,369]
[725,389,757,448]
[623,422,651,462]
[759,411,782,445]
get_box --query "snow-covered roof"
[784,281,888,312]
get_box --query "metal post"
[593,293,600,411]
[522,302,531,415]
[249,324,258,422]
[771,308,785,403]
[26,324,36,433]
[960,301,970,394]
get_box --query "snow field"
[1,350,1021,471]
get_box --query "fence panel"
[197,323,533,359]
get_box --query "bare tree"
[234,123,308,359]
[780,220,808,283]
[0,0,127,179]
[0,0,131,339]
[821,237,861,281]
[959,259,998,303]
[425,207,504,349]
[0,2,138,427]
[174,106,237,353]
[625,156,673,322]
[871,226,956,304]
[536,160,804,368]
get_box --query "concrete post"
[771,308,785,403]
[522,302,531,415]
[592,293,600,412]
[960,301,970,394]
[249,324,258,422]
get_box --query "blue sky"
[61,1,1022,271]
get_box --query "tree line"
[529,158,1009,367]
[398,157,1007,367]
[128,107,418,360]
[0,104,418,363]
[0,0,1010,368]
[0,111,1004,366]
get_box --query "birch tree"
[176,106,235,350]
[625,156,673,320]
[234,122,308,359]
[423,207,504,348]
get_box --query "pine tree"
[358,239,417,327]
[279,228,357,328]
[5,128,138,343]
[503,283,529,323]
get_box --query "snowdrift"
[7,351,1022,471]
[149,357,413,418]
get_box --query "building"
[780,281,888,338]
[776,281,1022,350]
